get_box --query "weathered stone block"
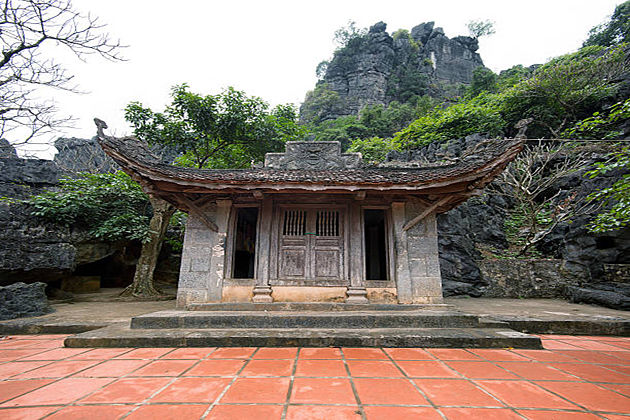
[0,282,51,320]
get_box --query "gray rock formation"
[0,282,51,320]
[0,142,60,198]
[54,137,118,174]
[301,21,484,121]
[386,134,630,306]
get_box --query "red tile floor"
[1,335,630,419]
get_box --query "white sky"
[13,0,622,158]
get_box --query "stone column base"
[345,286,369,304]
[252,285,273,303]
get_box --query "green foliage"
[584,1,630,47]
[315,60,329,80]
[499,45,628,137]
[467,19,496,39]
[300,84,345,125]
[163,211,187,252]
[29,172,151,242]
[586,146,630,232]
[468,67,498,97]
[392,29,420,51]
[393,94,505,148]
[126,84,303,169]
[348,137,397,162]
[388,64,429,103]
[309,100,431,149]
[563,98,630,140]
[496,65,534,91]
[333,21,368,49]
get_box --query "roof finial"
[94,118,108,138]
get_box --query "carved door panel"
[278,208,344,283]
[279,209,308,279]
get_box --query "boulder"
[0,282,51,320]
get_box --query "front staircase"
[64,303,542,349]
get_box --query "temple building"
[96,124,523,308]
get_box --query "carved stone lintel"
[345,286,369,304]
[252,285,273,303]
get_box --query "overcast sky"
[14,0,622,157]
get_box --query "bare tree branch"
[0,0,125,144]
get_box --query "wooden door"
[278,207,344,283]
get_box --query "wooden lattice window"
[282,210,306,236]
[316,210,339,236]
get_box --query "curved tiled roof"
[94,119,523,212]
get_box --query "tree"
[348,137,396,163]
[120,85,305,297]
[29,172,151,243]
[0,0,123,144]
[586,146,630,233]
[491,142,595,256]
[333,21,367,49]
[584,1,630,47]
[466,19,496,39]
[500,45,629,137]
[468,67,498,97]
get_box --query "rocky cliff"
[301,21,484,121]
[387,135,630,308]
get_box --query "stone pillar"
[175,200,232,308]
[392,200,443,304]
[405,210,443,303]
[252,197,273,302]
[346,201,368,303]
[391,201,413,303]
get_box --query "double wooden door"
[277,206,345,284]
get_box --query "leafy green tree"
[300,83,345,124]
[333,21,367,49]
[563,98,630,140]
[500,45,628,137]
[584,1,630,47]
[29,172,150,242]
[393,94,505,148]
[348,137,397,163]
[466,20,496,39]
[119,84,304,297]
[586,146,630,232]
[468,67,498,97]
[496,65,534,91]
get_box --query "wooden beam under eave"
[402,196,451,232]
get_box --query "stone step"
[187,303,454,312]
[64,325,542,349]
[130,310,480,330]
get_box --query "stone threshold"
[63,324,542,349]
[186,302,454,311]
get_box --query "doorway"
[364,209,388,280]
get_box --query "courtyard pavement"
[1,335,630,419]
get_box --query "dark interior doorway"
[233,207,259,278]
[364,209,388,280]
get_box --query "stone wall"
[479,259,581,298]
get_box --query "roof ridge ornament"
[264,141,362,170]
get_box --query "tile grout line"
[340,347,366,420]
[118,346,221,419]
[280,347,300,420]
[1,339,132,411]
[42,347,181,419]
[463,349,603,415]
[200,347,259,419]
[384,347,449,419]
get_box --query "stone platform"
[63,306,542,349]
